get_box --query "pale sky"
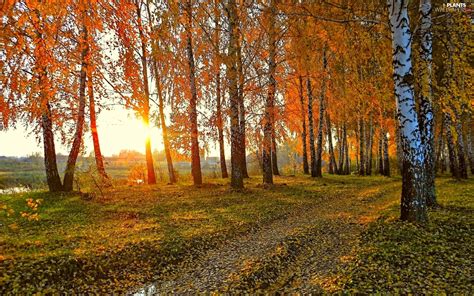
[0,106,225,158]
[0,106,165,158]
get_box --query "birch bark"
[388,0,427,222]
[418,0,436,205]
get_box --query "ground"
[0,175,472,294]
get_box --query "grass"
[0,157,229,189]
[341,177,474,294]
[0,174,472,293]
[0,175,392,293]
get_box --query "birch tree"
[87,70,109,182]
[146,2,176,184]
[299,75,309,174]
[184,0,202,185]
[1,2,69,192]
[136,1,156,185]
[387,0,427,222]
[226,0,244,189]
[383,130,390,177]
[63,9,89,191]
[314,47,327,178]
[262,0,277,185]
[307,77,317,177]
[214,0,229,179]
[417,0,436,206]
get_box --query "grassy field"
[342,177,474,294]
[0,174,472,293]
[0,158,234,189]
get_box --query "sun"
[97,108,164,156]
[140,118,152,140]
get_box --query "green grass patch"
[1,175,470,293]
[342,177,474,294]
[1,175,392,293]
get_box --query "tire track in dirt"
[133,179,400,295]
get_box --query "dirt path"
[133,180,400,295]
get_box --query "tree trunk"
[216,64,228,179]
[378,129,384,175]
[226,0,244,188]
[365,117,373,175]
[87,68,109,183]
[239,101,249,178]
[146,3,175,184]
[137,3,156,185]
[358,118,365,176]
[455,110,468,179]
[343,123,350,175]
[299,75,309,174]
[388,0,427,222]
[326,112,336,174]
[262,90,274,184]
[185,1,202,185]
[256,148,263,172]
[237,32,249,179]
[214,1,228,179]
[435,121,444,173]
[395,116,403,174]
[263,0,276,185]
[143,116,155,185]
[336,125,344,174]
[383,130,390,177]
[37,26,62,192]
[307,77,317,177]
[154,66,177,184]
[355,126,360,173]
[440,144,447,173]
[63,25,88,192]
[418,0,436,206]
[269,16,279,177]
[466,118,474,174]
[315,47,327,178]
[271,135,280,175]
[41,102,63,192]
[444,112,459,179]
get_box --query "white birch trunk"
[388,0,427,222]
[418,0,436,206]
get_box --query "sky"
[0,106,225,158]
[0,107,165,158]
